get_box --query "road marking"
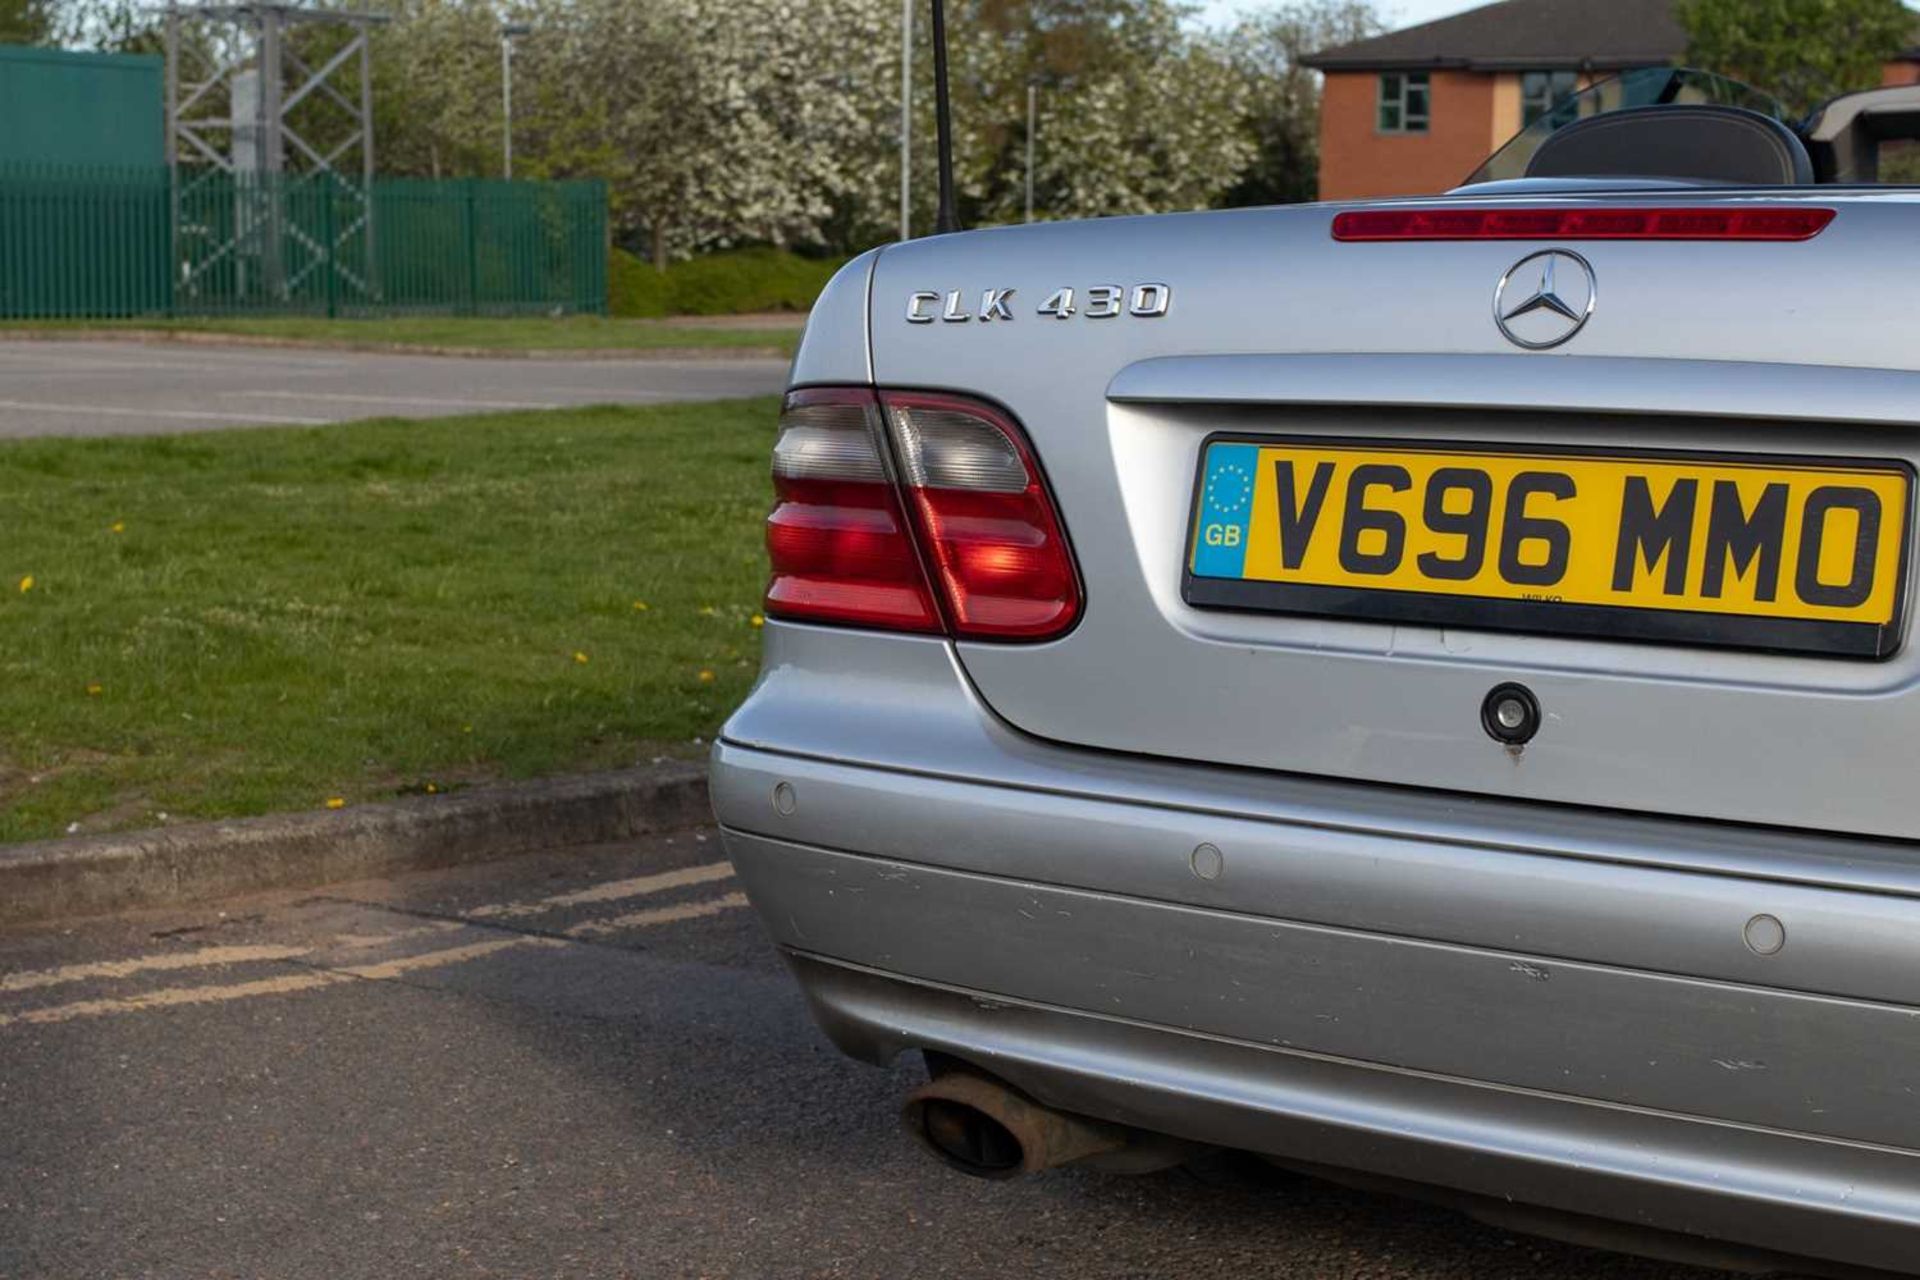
[231,390,562,411]
[331,921,465,950]
[339,936,562,981]
[0,881,749,1029]
[0,357,352,375]
[0,348,353,372]
[0,944,313,993]
[466,860,735,920]
[514,386,678,400]
[565,890,750,937]
[0,971,345,1026]
[0,936,558,1028]
[0,398,326,425]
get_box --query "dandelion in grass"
[632,600,649,612]
[698,669,716,684]
[699,605,716,617]
[573,651,590,665]
[85,683,102,697]
[109,521,125,535]
[750,614,765,628]
[18,575,32,594]
[325,797,346,810]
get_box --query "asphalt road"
[0,833,1750,1280]
[0,340,789,438]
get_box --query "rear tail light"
[763,388,1081,641]
[765,388,941,632]
[884,391,1080,639]
[1331,206,1836,241]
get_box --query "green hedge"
[609,247,847,318]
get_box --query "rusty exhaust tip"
[906,1094,1027,1179]
[901,1068,1128,1179]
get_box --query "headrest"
[1526,105,1813,186]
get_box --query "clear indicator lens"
[773,401,888,482]
[890,407,1029,493]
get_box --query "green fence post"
[322,174,338,319]
[162,167,177,318]
[464,178,480,316]
[589,180,609,315]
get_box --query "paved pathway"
[0,340,788,437]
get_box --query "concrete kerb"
[0,762,711,929]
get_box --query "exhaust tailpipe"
[900,1068,1131,1179]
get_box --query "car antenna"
[930,0,962,234]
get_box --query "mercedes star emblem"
[1494,249,1597,350]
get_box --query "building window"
[1378,72,1430,133]
[1521,70,1580,127]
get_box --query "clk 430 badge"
[906,284,1171,323]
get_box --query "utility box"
[0,45,163,168]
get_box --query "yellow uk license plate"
[1185,438,1913,657]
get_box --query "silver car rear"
[714,189,1920,1275]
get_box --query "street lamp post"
[501,22,532,179]
[899,0,912,240]
[1025,81,1036,223]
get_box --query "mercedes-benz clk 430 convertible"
[713,70,1920,1275]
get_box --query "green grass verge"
[0,315,798,354]
[0,399,777,843]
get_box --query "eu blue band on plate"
[1190,443,1258,579]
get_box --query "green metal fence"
[0,165,608,319]
[0,164,172,318]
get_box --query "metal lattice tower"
[165,3,388,304]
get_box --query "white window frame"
[1377,72,1431,134]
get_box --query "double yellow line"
[0,859,746,1029]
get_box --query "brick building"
[1303,0,1920,200]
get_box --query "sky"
[1194,0,1485,29]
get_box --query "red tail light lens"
[764,388,941,632]
[1331,206,1835,242]
[883,391,1081,641]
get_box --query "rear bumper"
[713,623,1920,1274]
